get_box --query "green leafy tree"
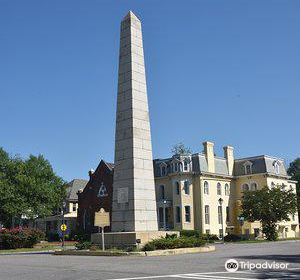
[0,148,66,228]
[241,186,297,241]
[287,158,300,220]
[171,142,192,155]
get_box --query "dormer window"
[170,158,181,173]
[184,161,188,171]
[243,161,253,175]
[159,162,168,176]
[174,163,178,172]
[273,160,281,174]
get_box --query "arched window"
[204,181,209,195]
[175,181,180,195]
[271,182,275,189]
[97,183,108,197]
[217,182,222,195]
[274,161,280,174]
[184,180,190,195]
[250,182,257,191]
[225,183,230,196]
[242,184,249,192]
[159,185,165,199]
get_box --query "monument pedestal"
[91,231,179,249]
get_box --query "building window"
[161,166,166,176]
[271,182,275,189]
[184,180,190,195]
[184,161,188,171]
[175,206,181,223]
[175,181,180,195]
[204,181,209,195]
[185,206,191,222]
[205,205,210,224]
[219,229,223,238]
[217,182,222,195]
[159,208,164,223]
[159,185,165,199]
[281,183,286,191]
[242,184,249,192]
[250,182,257,191]
[243,161,253,175]
[273,161,280,174]
[173,162,179,172]
[225,183,230,196]
[97,183,108,197]
[226,206,230,222]
[72,203,76,212]
[205,229,210,234]
[218,206,223,224]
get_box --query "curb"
[53,245,215,257]
[0,250,55,255]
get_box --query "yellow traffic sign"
[60,223,67,232]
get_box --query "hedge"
[143,235,206,251]
[0,227,45,250]
[180,230,218,242]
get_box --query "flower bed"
[0,227,45,250]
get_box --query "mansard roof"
[234,155,287,177]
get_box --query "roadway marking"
[106,268,300,280]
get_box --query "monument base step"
[91,231,179,249]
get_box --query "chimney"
[203,141,215,173]
[223,146,234,175]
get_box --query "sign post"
[94,208,110,250]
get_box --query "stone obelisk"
[111,11,158,232]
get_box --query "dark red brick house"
[77,160,114,234]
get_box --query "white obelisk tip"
[122,10,140,21]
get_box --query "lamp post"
[62,200,66,249]
[163,200,167,230]
[218,198,224,243]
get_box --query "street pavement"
[0,241,299,280]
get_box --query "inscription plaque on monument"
[117,187,128,204]
[94,208,110,228]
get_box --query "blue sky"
[0,0,299,181]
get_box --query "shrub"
[70,230,90,242]
[180,231,218,243]
[143,236,206,251]
[0,227,45,250]
[46,232,60,242]
[75,241,92,250]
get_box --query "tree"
[171,142,192,155]
[287,158,300,220]
[0,148,66,228]
[241,186,297,241]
